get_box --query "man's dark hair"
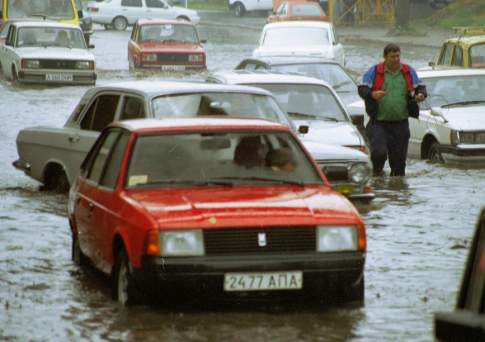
[383,43,401,57]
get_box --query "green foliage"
[426,1,485,29]
[185,0,228,10]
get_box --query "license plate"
[224,271,303,292]
[161,65,185,71]
[45,73,73,81]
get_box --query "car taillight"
[88,7,99,12]
[346,145,369,154]
[145,230,160,256]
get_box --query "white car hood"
[17,47,95,61]
[302,140,369,163]
[431,105,485,130]
[293,120,364,146]
[253,45,335,59]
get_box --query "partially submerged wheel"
[234,2,245,17]
[112,248,139,305]
[71,232,87,266]
[112,16,128,31]
[428,142,444,163]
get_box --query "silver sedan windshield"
[248,83,348,122]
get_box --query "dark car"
[434,208,485,341]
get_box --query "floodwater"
[1,15,483,341]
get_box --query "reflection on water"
[0,20,481,342]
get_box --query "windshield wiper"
[214,176,304,186]
[287,112,339,122]
[137,179,234,187]
[287,111,318,119]
[442,100,485,108]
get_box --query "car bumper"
[134,252,365,300]
[12,159,31,173]
[18,69,97,85]
[138,63,206,71]
[440,144,485,166]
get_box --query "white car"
[87,0,200,31]
[407,69,485,166]
[252,21,345,66]
[0,21,96,85]
[207,71,374,200]
[13,80,373,200]
[228,0,272,17]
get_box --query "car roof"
[239,55,338,66]
[446,35,485,47]
[263,21,332,29]
[113,118,290,133]
[91,80,274,97]
[136,18,195,26]
[210,70,332,87]
[12,21,80,29]
[418,68,485,78]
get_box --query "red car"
[268,0,329,23]
[68,118,366,305]
[128,19,206,71]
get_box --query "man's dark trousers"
[366,119,410,176]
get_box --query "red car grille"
[204,227,316,255]
[157,54,189,62]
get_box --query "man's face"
[384,51,401,70]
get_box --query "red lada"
[68,118,366,305]
[128,19,206,71]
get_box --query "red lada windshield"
[125,131,323,188]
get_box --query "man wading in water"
[359,43,427,177]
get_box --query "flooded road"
[1,17,483,341]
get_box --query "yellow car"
[429,26,485,69]
[1,0,81,30]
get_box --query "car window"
[422,75,485,108]
[152,92,288,124]
[5,25,15,46]
[262,27,330,47]
[80,94,120,131]
[452,45,463,66]
[7,0,75,19]
[291,3,322,16]
[99,132,129,189]
[125,131,323,188]
[439,43,454,65]
[119,96,145,120]
[121,0,142,7]
[139,23,198,43]
[146,0,164,8]
[470,44,485,68]
[276,3,286,15]
[87,130,121,184]
[246,83,348,122]
[271,63,356,93]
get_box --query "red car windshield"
[139,24,198,44]
[125,131,323,188]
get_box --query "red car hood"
[138,41,204,53]
[125,185,361,229]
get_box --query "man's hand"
[415,93,425,102]
[371,90,386,100]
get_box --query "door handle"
[88,202,95,211]
[68,135,80,143]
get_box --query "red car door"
[78,129,130,273]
